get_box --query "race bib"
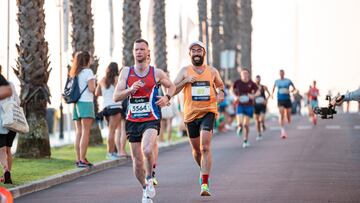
[255,96,265,104]
[191,81,210,101]
[279,88,290,94]
[239,95,250,103]
[129,97,151,118]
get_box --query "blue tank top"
[275,78,293,100]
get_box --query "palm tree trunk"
[70,0,102,145]
[211,0,222,70]
[153,0,168,71]
[223,0,240,80]
[238,0,252,75]
[122,0,141,67]
[198,0,207,42]
[14,0,51,158]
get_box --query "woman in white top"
[0,67,16,184]
[70,51,96,168]
[95,62,129,159]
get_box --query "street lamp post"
[56,0,64,139]
[6,0,10,79]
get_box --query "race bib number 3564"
[129,97,151,118]
[191,81,210,101]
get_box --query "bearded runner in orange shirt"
[173,41,225,196]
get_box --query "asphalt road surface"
[16,114,360,203]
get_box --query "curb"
[10,138,189,199]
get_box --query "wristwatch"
[165,94,171,101]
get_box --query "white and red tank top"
[126,66,161,122]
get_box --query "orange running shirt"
[183,65,218,123]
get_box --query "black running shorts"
[125,120,160,143]
[277,99,292,109]
[254,104,266,115]
[0,130,16,148]
[185,112,215,138]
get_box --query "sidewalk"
[9,137,189,199]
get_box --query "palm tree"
[222,0,240,80]
[14,0,51,158]
[69,0,102,145]
[122,0,141,67]
[238,0,252,74]
[198,0,209,63]
[198,0,207,42]
[152,0,168,71]
[211,0,222,69]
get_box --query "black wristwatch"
[165,94,171,100]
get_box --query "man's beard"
[191,55,204,66]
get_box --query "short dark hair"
[241,68,250,73]
[134,39,149,47]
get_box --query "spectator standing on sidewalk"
[0,65,16,184]
[70,51,96,168]
[95,62,129,160]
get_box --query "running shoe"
[146,178,156,198]
[142,188,153,203]
[242,141,250,148]
[256,135,262,141]
[200,184,211,196]
[281,131,288,139]
[152,171,158,186]
[77,159,93,168]
[106,152,120,160]
[3,171,12,184]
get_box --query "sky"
[0,0,359,111]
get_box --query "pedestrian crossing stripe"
[297,125,312,130]
[325,125,341,129]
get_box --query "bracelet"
[165,94,171,100]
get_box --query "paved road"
[17,114,360,203]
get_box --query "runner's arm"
[155,69,176,106]
[113,67,135,102]
[290,81,296,93]
[212,67,225,102]
[264,86,271,100]
[213,67,225,91]
[249,83,260,99]
[0,85,12,99]
[173,67,190,96]
[271,83,276,99]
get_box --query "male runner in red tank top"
[114,39,175,203]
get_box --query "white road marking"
[354,125,360,130]
[297,125,312,130]
[325,125,341,130]
[269,126,281,131]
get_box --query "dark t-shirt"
[233,79,258,106]
[0,74,9,86]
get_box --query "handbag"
[161,101,177,119]
[0,83,29,133]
